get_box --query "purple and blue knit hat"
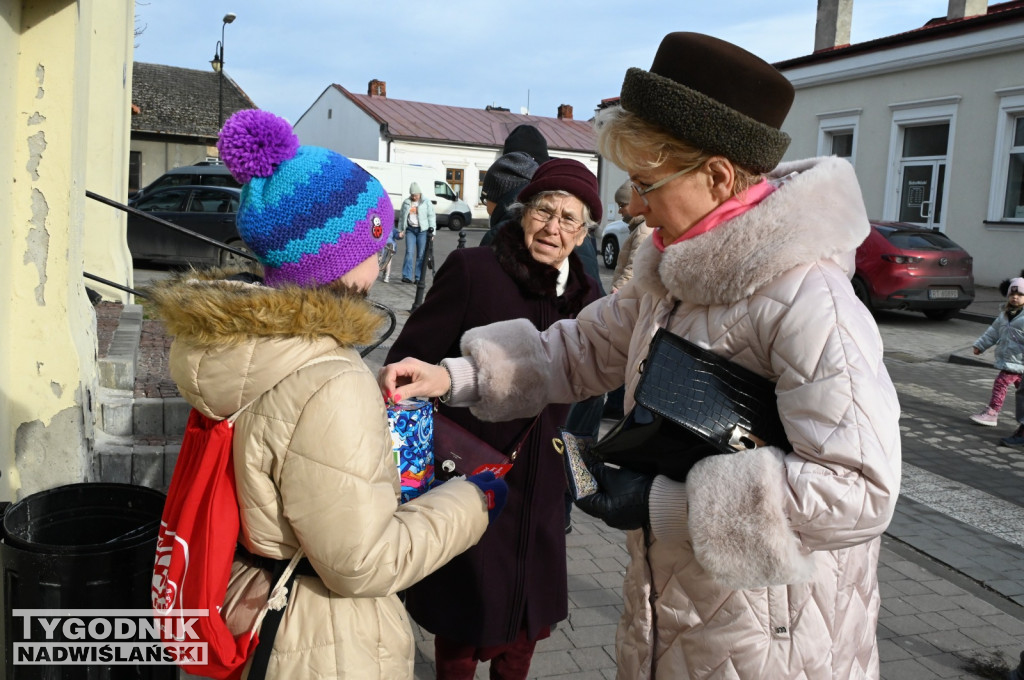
[217,109,393,288]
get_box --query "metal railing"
[84,190,396,357]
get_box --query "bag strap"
[245,551,306,680]
[508,414,542,462]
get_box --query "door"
[897,161,945,227]
[894,122,949,228]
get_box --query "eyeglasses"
[630,161,704,206]
[528,205,584,233]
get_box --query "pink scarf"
[653,179,776,251]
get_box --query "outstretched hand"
[378,358,451,403]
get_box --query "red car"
[852,221,975,320]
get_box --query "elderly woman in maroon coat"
[384,159,602,680]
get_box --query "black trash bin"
[0,483,175,679]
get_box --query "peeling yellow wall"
[84,0,134,302]
[1,0,134,501]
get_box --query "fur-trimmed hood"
[632,156,869,305]
[146,266,388,417]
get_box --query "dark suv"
[130,162,240,202]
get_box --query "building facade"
[777,0,1024,285]
[293,81,599,222]
[1,0,135,500]
[130,62,257,193]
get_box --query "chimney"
[947,0,987,20]
[557,104,573,120]
[368,79,387,97]
[814,0,853,52]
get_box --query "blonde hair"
[595,107,761,196]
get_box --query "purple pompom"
[217,110,300,184]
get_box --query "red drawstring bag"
[152,408,257,679]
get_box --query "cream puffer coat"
[150,272,490,679]
[444,156,902,679]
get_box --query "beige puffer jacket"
[150,272,490,679]
[445,157,901,679]
[611,216,654,291]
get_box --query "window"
[479,169,487,203]
[188,189,236,213]
[817,110,860,165]
[902,124,949,157]
[989,89,1024,222]
[446,168,464,199]
[434,181,456,201]
[128,151,141,192]
[1005,117,1024,219]
[136,188,189,212]
[830,132,854,158]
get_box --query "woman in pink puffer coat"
[381,32,901,680]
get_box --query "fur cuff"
[687,447,815,590]
[460,318,551,422]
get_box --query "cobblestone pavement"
[103,233,1023,679]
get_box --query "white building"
[294,80,600,223]
[777,0,1024,285]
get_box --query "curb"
[947,353,995,369]
[97,303,141,390]
[956,310,997,325]
[96,304,188,438]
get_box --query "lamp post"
[210,12,236,129]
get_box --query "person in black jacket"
[385,159,602,680]
[479,151,538,247]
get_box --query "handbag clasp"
[728,426,766,451]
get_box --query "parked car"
[127,185,250,267]
[130,162,240,202]
[852,220,975,320]
[597,219,629,269]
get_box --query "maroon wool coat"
[385,240,600,647]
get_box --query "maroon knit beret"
[517,158,602,221]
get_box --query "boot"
[1001,424,1024,447]
[1009,650,1024,680]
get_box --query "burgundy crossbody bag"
[433,407,540,481]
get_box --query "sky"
[132,0,963,125]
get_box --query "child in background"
[970,276,1024,429]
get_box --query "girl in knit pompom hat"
[146,109,508,680]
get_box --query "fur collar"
[492,217,592,316]
[632,156,869,305]
[145,265,387,349]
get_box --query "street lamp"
[210,12,236,129]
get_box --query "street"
[137,227,1024,678]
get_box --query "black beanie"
[503,125,551,163]
[482,152,538,203]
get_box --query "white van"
[352,158,473,230]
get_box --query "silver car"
[597,220,630,269]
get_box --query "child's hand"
[973,347,981,355]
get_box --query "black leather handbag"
[591,328,790,482]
